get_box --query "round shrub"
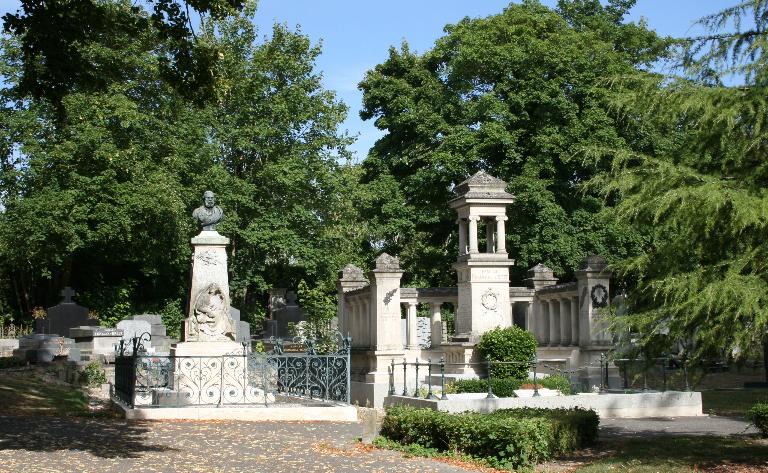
[476,326,537,380]
[746,402,768,437]
[540,374,573,395]
[82,361,107,387]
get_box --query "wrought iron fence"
[113,333,351,408]
[386,355,704,401]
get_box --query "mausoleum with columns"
[338,171,614,407]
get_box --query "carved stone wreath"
[481,289,498,311]
[590,284,609,308]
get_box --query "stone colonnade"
[534,295,579,346]
[400,298,457,349]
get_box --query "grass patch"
[701,389,768,416]
[0,370,91,416]
[575,436,768,472]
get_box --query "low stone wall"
[384,391,703,418]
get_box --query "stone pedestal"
[184,231,236,342]
[453,258,515,339]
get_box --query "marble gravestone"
[401,317,431,349]
[69,326,123,363]
[265,289,306,338]
[116,319,152,351]
[35,287,98,337]
[229,307,251,344]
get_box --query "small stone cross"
[60,287,76,303]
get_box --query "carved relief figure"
[192,191,224,231]
[188,283,235,341]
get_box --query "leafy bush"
[81,361,107,387]
[476,326,537,380]
[489,408,599,454]
[746,402,768,437]
[380,406,599,470]
[540,374,573,395]
[160,298,184,339]
[452,375,574,397]
[452,378,521,397]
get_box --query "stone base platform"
[384,391,704,418]
[116,403,359,422]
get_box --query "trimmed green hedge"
[747,402,768,437]
[380,406,599,470]
[452,374,573,397]
[452,378,521,397]
[476,326,537,379]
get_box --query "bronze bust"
[192,191,223,231]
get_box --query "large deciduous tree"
[357,0,669,286]
[594,0,768,361]
[0,1,360,327]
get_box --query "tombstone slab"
[70,326,123,362]
[35,287,98,337]
[117,320,152,344]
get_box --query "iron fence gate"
[113,333,351,408]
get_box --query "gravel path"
[0,415,472,473]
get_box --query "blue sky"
[0,0,734,160]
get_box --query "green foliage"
[540,374,573,395]
[476,326,537,380]
[380,406,599,470]
[746,402,768,438]
[2,0,245,111]
[0,2,360,324]
[81,279,137,328]
[358,1,668,286]
[296,280,336,322]
[591,0,768,361]
[159,299,184,340]
[451,374,574,396]
[81,361,107,387]
[452,378,521,397]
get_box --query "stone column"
[362,300,370,347]
[495,216,507,253]
[548,299,561,346]
[575,255,612,346]
[485,218,495,253]
[540,300,550,346]
[430,302,442,348]
[560,298,572,346]
[367,253,406,351]
[336,264,368,335]
[570,296,579,346]
[457,219,467,255]
[525,302,533,333]
[468,216,479,254]
[406,302,418,349]
[349,299,360,347]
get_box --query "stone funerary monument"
[338,171,614,406]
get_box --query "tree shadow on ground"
[573,435,768,472]
[0,415,177,459]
